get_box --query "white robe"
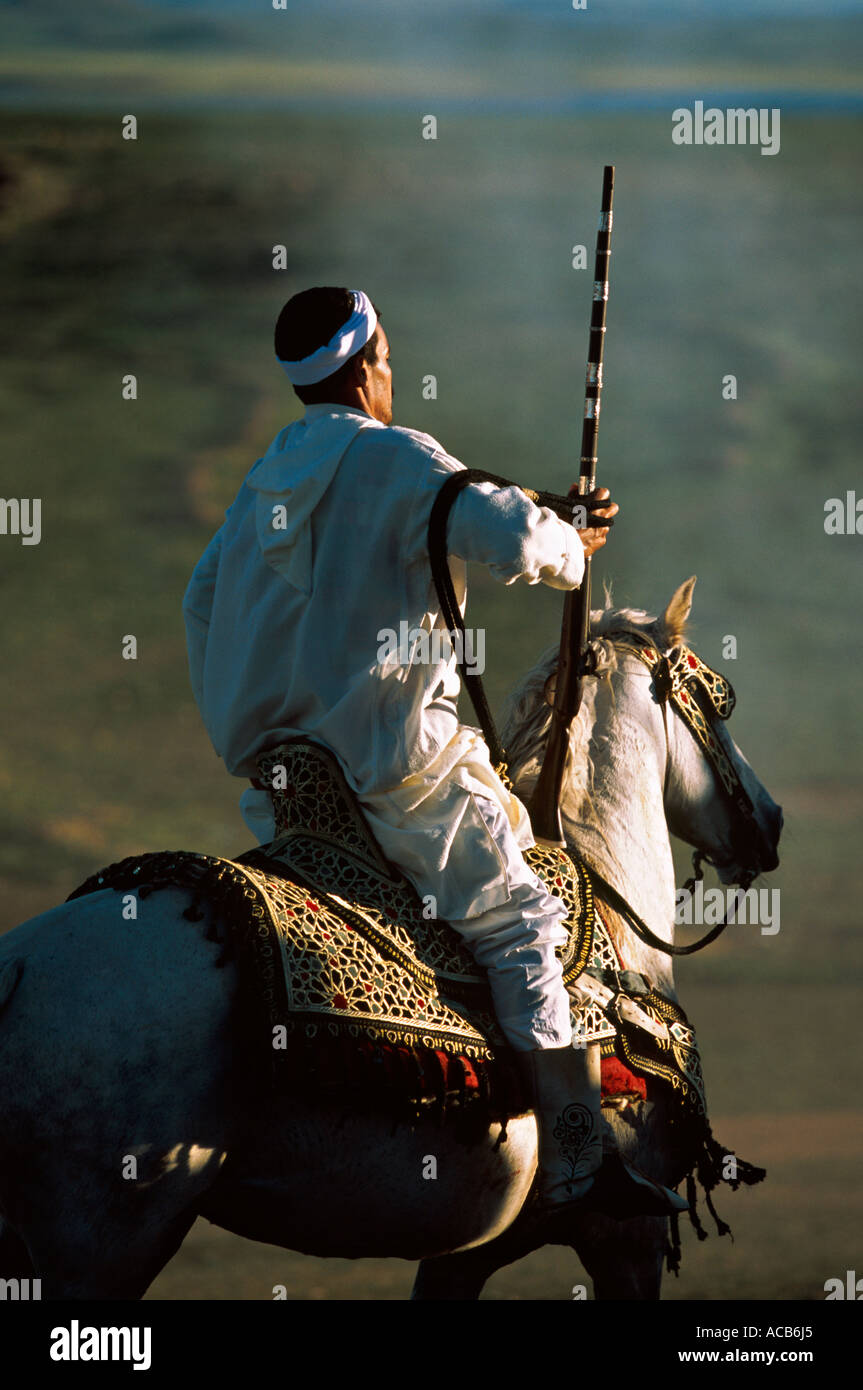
[183,403,584,922]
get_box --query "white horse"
[0,579,781,1300]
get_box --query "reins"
[585,854,742,958]
[427,474,758,956]
[428,468,605,783]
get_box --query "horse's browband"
[607,631,751,816]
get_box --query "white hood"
[246,409,379,594]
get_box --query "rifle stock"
[528,165,614,847]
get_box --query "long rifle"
[528,164,615,847]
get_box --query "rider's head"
[274,287,392,425]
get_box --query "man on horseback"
[183,286,686,1230]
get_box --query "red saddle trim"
[601,1055,648,1100]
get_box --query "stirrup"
[582,1148,690,1219]
[534,1148,689,1224]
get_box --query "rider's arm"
[434,458,585,591]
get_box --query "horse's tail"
[0,958,23,1016]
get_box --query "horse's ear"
[662,576,696,646]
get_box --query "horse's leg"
[26,1207,199,1301]
[413,1092,678,1300]
[414,1205,667,1301]
[574,1214,667,1300]
[412,1209,559,1300]
[412,1253,489,1301]
[571,1097,676,1301]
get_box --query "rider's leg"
[318,752,686,1223]
[445,794,689,1222]
[450,887,689,1219]
[447,874,603,1206]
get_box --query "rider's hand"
[569,484,619,559]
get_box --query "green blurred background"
[1,0,861,1299]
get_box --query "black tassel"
[732,1156,767,1188]
[699,1131,767,1193]
[704,1186,733,1239]
[686,1171,709,1241]
[666,1211,682,1276]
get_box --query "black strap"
[428,471,506,768]
[427,469,598,772]
[585,860,733,957]
[427,473,734,958]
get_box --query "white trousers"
[443,792,574,1052]
[239,771,574,1054]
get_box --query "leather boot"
[516,1042,690,1226]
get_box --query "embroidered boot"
[516,1042,690,1224]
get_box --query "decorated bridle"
[611,632,753,830]
[585,629,763,955]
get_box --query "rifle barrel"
[528,164,615,847]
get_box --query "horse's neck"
[561,674,678,996]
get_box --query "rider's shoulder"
[374,423,464,475]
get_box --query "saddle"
[69,738,706,1118]
[67,736,765,1263]
[247,740,711,1097]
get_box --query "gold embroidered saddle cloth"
[241,740,708,1115]
[67,738,708,1123]
[242,739,598,1059]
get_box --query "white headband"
[277,289,378,386]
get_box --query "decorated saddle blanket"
[68,738,707,1127]
[67,737,767,1263]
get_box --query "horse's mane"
[500,588,666,786]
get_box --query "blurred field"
[1,4,861,1299]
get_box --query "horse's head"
[592,576,783,888]
[503,577,782,900]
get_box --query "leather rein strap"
[588,632,760,956]
[427,468,607,780]
[427,474,760,956]
[587,863,736,958]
